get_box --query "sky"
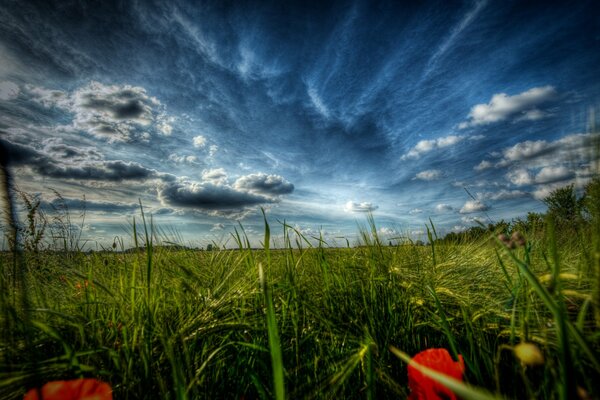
[0,0,599,249]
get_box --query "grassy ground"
[1,216,599,399]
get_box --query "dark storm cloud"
[157,180,275,210]
[0,137,170,182]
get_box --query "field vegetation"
[1,180,600,399]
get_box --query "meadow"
[1,189,600,399]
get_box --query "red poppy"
[24,378,112,400]
[408,348,465,400]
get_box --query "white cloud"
[209,145,218,157]
[0,81,19,100]
[169,154,199,164]
[414,169,442,181]
[435,203,453,213]
[460,85,557,128]
[210,223,226,231]
[460,200,489,214]
[534,166,574,184]
[408,208,423,215]
[506,168,533,186]
[452,225,468,233]
[344,201,378,213]
[474,160,493,171]
[478,190,528,201]
[193,135,207,148]
[501,140,550,164]
[401,135,465,160]
[461,215,484,224]
[202,168,228,184]
[378,227,397,236]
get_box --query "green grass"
[1,213,599,399]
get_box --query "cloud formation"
[193,135,207,148]
[157,172,294,216]
[460,199,489,213]
[1,138,171,182]
[27,81,172,142]
[435,203,453,212]
[414,169,442,181]
[0,80,19,100]
[344,201,378,213]
[460,86,557,128]
[233,173,294,196]
[402,135,465,160]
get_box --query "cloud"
[414,169,442,181]
[344,201,378,213]
[474,160,492,171]
[169,153,199,164]
[452,225,468,233]
[534,166,574,184]
[202,168,228,184]
[1,137,171,182]
[461,215,485,224]
[157,172,294,215]
[408,208,423,215]
[378,227,397,236]
[506,168,533,186]
[401,134,482,160]
[460,86,557,128]
[193,135,207,148]
[157,180,275,210]
[435,203,453,212]
[477,190,528,201]
[210,223,226,231]
[0,81,19,100]
[27,81,172,142]
[459,199,489,213]
[233,173,294,196]
[42,197,139,213]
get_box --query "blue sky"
[1,0,599,248]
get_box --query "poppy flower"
[24,378,112,400]
[408,348,465,400]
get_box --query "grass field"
[1,209,600,399]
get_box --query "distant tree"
[206,243,213,251]
[543,184,584,228]
[582,177,600,223]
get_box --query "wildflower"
[511,231,526,247]
[24,378,112,400]
[497,233,513,249]
[408,348,465,400]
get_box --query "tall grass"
[0,198,599,398]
